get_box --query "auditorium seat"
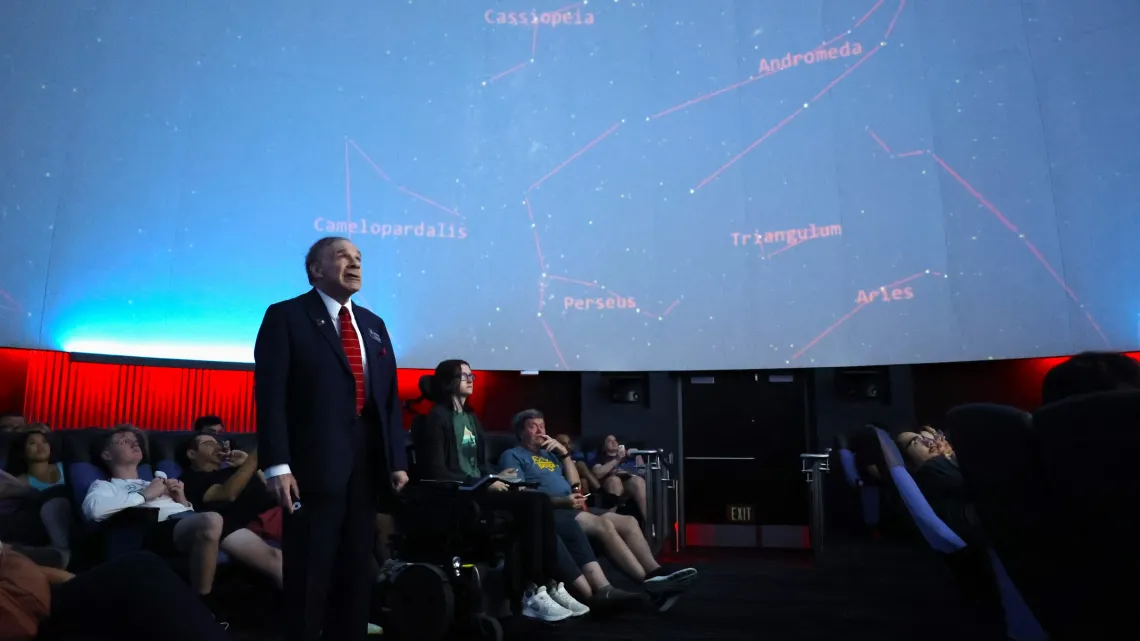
[1031,390,1140,637]
[62,428,158,567]
[945,404,1063,637]
[833,432,880,530]
[148,430,191,478]
[871,428,1046,641]
[484,433,516,468]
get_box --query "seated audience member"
[1041,351,1140,405]
[592,435,648,520]
[80,426,226,612]
[194,415,225,435]
[0,543,229,640]
[500,410,697,608]
[0,411,27,433]
[180,433,284,587]
[553,434,601,494]
[0,431,72,566]
[896,430,984,545]
[414,359,597,621]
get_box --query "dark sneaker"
[589,585,644,611]
[642,566,697,594]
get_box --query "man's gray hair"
[305,236,349,284]
[511,409,544,437]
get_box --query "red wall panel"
[0,348,581,435]
[0,348,444,432]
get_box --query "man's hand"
[267,473,301,513]
[391,470,409,492]
[167,479,188,506]
[540,435,569,458]
[141,479,168,500]
[569,492,588,510]
[225,449,250,467]
[488,480,508,492]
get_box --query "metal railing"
[800,449,831,555]
[630,449,679,554]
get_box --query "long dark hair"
[431,359,473,411]
[5,430,54,478]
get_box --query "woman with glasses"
[413,359,592,622]
[896,428,982,544]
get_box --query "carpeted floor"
[234,539,1007,640]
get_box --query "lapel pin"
[316,319,325,326]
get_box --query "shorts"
[552,508,597,567]
[145,512,194,558]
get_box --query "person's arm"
[202,453,260,503]
[592,455,621,479]
[558,450,580,487]
[381,322,409,475]
[82,480,145,522]
[418,410,470,483]
[0,469,32,499]
[254,303,291,478]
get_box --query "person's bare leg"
[580,561,611,592]
[221,528,284,588]
[624,475,648,520]
[567,574,593,601]
[172,512,223,594]
[602,512,660,573]
[39,497,72,567]
[602,475,624,497]
[575,511,646,581]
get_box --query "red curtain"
[0,348,439,432]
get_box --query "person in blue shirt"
[499,409,697,610]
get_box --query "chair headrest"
[832,432,850,449]
[484,433,518,465]
[418,374,433,399]
[946,404,1031,455]
[873,427,906,469]
[1033,389,1140,440]
[149,431,193,465]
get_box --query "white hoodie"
[82,478,193,523]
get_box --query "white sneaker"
[522,585,574,622]
[547,582,590,617]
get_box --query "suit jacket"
[413,403,494,485]
[254,288,407,498]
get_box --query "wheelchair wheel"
[388,563,455,641]
[474,614,503,641]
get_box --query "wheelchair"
[376,480,524,641]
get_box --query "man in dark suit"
[254,236,408,641]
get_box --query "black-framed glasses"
[458,373,476,382]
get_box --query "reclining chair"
[831,432,880,534]
[1031,390,1140,638]
[870,427,1046,641]
[378,375,519,641]
[63,428,158,569]
[945,404,1062,638]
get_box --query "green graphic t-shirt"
[453,412,481,480]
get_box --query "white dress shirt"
[264,289,369,480]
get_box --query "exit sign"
[727,504,755,523]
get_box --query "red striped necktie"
[338,306,366,414]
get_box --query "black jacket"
[913,455,985,545]
[414,403,494,485]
